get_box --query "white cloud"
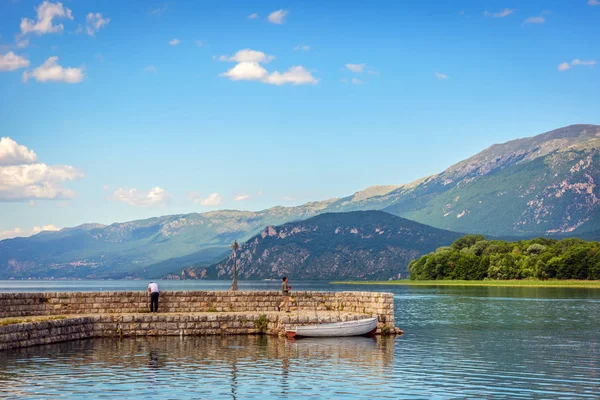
[0,137,37,165]
[16,38,29,48]
[283,196,295,201]
[85,13,110,36]
[248,13,259,19]
[435,72,449,79]
[0,164,82,200]
[346,63,365,73]
[0,225,60,241]
[219,49,317,86]
[483,9,514,18]
[0,52,30,72]
[112,186,170,207]
[294,44,310,52]
[0,228,26,240]
[150,5,168,16]
[169,38,180,46]
[220,62,317,85]
[344,63,378,82]
[201,193,222,206]
[589,0,600,5]
[144,65,157,73]
[558,59,597,71]
[31,224,60,234]
[557,62,570,71]
[22,56,84,83]
[264,66,318,85]
[572,59,596,67]
[523,16,545,24]
[220,61,269,81]
[20,1,73,35]
[0,137,83,201]
[268,9,288,24]
[219,49,275,64]
[188,192,223,206]
[234,193,250,201]
[195,40,204,47]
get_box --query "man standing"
[148,281,160,313]
[278,277,292,312]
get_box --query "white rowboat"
[286,317,378,338]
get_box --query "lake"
[1,281,599,399]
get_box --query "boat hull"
[286,317,378,339]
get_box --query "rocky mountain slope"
[386,124,600,235]
[180,211,461,281]
[1,124,598,279]
[325,124,600,236]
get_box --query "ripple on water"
[1,285,599,399]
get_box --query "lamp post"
[231,240,240,291]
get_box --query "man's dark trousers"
[150,292,159,312]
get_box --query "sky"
[0,0,599,239]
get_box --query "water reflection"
[0,336,396,399]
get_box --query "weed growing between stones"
[254,314,268,334]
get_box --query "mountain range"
[177,211,462,281]
[1,124,599,279]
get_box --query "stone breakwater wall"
[0,291,399,350]
[0,290,395,326]
[0,312,375,351]
[0,317,95,351]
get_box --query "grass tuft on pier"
[0,315,68,326]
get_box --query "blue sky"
[0,0,599,239]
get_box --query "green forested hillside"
[408,235,600,281]
[179,211,462,281]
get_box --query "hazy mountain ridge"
[0,202,337,279]
[1,124,599,279]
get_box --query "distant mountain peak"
[348,185,402,202]
[444,124,600,181]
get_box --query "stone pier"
[0,291,402,351]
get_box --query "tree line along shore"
[334,235,600,288]
[407,235,600,282]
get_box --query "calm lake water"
[1,281,599,399]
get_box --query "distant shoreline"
[331,279,600,288]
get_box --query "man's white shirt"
[148,282,159,293]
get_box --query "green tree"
[451,235,487,251]
[408,234,600,281]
